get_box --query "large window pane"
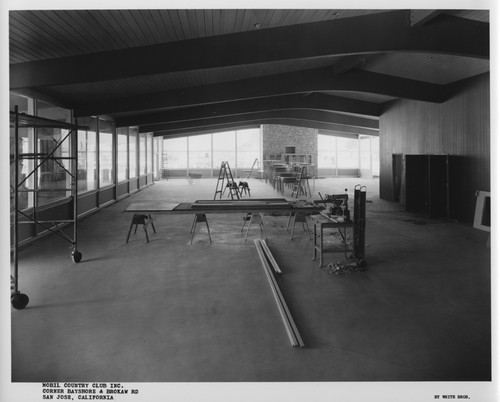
[99,119,114,186]
[360,136,371,170]
[213,131,235,169]
[188,134,211,169]
[164,137,187,169]
[36,127,71,204]
[139,134,147,175]
[371,137,380,176]
[236,128,261,168]
[11,127,34,210]
[37,100,71,123]
[147,134,153,173]
[10,94,35,210]
[35,101,73,205]
[337,137,359,169]
[117,127,128,182]
[77,117,97,193]
[153,137,163,179]
[10,93,32,114]
[129,129,138,178]
[318,134,337,169]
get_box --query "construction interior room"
[3,7,495,402]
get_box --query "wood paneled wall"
[379,73,490,222]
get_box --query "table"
[312,212,354,267]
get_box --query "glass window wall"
[139,133,147,175]
[336,137,359,169]
[164,137,188,169]
[129,128,138,178]
[163,129,263,175]
[10,94,35,210]
[77,117,97,193]
[117,127,128,182]
[371,137,380,176]
[35,101,73,205]
[147,134,153,174]
[188,134,212,169]
[99,119,114,186]
[236,128,261,168]
[37,100,71,123]
[153,137,163,180]
[360,136,371,171]
[317,134,337,169]
[213,131,236,168]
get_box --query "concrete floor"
[10,177,491,385]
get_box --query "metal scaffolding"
[10,106,88,309]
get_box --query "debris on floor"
[328,259,366,275]
[328,232,351,243]
[402,219,428,225]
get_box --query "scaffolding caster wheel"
[72,250,82,263]
[11,292,29,310]
[357,259,367,268]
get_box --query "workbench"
[312,212,354,267]
[125,198,323,215]
[124,198,323,241]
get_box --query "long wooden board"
[125,198,323,215]
[254,239,304,348]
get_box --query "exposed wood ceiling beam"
[75,67,446,117]
[153,118,377,138]
[115,94,381,127]
[10,11,488,90]
[140,110,379,136]
[155,124,262,140]
[408,10,443,27]
[143,109,378,132]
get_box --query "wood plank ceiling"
[9,9,490,137]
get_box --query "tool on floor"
[214,161,240,200]
[328,258,366,275]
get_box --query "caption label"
[42,383,139,400]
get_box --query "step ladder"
[291,165,309,198]
[214,161,240,200]
[245,158,261,179]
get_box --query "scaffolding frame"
[10,106,88,309]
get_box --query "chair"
[126,214,156,243]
